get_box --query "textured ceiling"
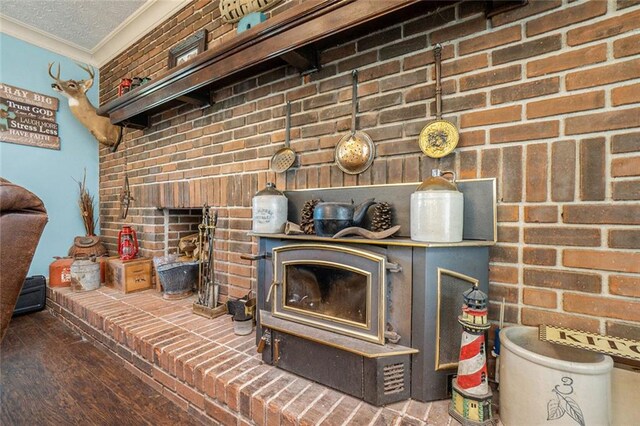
[1,0,147,50]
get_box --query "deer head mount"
[48,62,122,152]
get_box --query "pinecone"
[301,199,321,235]
[371,202,392,232]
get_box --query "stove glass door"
[272,243,387,344]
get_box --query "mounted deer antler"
[48,62,123,152]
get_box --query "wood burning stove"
[252,181,496,406]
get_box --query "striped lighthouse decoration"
[449,283,494,426]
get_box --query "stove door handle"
[240,252,272,261]
[386,262,402,273]
[266,281,280,303]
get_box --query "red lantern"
[118,225,139,261]
[118,78,132,97]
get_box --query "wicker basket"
[219,0,283,23]
[154,258,198,300]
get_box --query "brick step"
[47,287,454,425]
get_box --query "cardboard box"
[105,257,152,293]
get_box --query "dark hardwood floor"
[1,310,202,426]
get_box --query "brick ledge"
[46,286,454,425]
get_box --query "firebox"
[271,243,389,344]
[252,180,496,406]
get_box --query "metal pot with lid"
[252,182,288,233]
[410,169,464,242]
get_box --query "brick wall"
[99,0,640,338]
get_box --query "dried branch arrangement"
[74,169,96,236]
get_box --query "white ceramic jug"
[410,169,463,242]
[252,182,287,233]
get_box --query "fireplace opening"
[284,262,368,326]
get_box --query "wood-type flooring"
[0,310,202,426]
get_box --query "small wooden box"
[105,257,153,293]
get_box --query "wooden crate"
[105,257,153,293]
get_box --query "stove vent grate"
[383,363,405,395]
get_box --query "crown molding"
[92,0,191,67]
[0,14,95,65]
[0,0,191,68]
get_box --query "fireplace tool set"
[193,205,227,318]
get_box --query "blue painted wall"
[0,33,100,277]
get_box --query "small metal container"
[70,257,101,292]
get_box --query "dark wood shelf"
[97,0,424,128]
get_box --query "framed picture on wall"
[168,29,207,69]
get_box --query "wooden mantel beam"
[97,0,423,127]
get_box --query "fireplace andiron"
[193,205,227,319]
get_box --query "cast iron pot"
[313,198,375,237]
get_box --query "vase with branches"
[68,169,108,258]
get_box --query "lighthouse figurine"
[449,283,494,426]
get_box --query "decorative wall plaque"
[539,324,640,361]
[0,83,60,150]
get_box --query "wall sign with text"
[0,83,60,150]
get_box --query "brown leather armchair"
[0,178,48,341]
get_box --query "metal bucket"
[156,261,198,300]
[70,258,101,292]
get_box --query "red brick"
[489,283,519,304]
[526,1,607,37]
[612,132,640,154]
[564,293,640,322]
[609,275,640,297]
[614,32,640,58]
[613,180,640,200]
[491,245,518,264]
[522,308,600,333]
[579,137,606,201]
[567,8,640,46]
[609,229,640,249]
[491,77,559,104]
[527,91,605,119]
[523,288,557,309]
[523,247,556,266]
[525,143,547,202]
[606,320,640,342]
[430,16,486,44]
[563,204,640,225]
[551,140,576,202]
[524,268,601,293]
[490,121,559,144]
[566,58,640,90]
[497,205,519,222]
[493,35,561,65]
[498,226,520,243]
[502,146,523,202]
[459,65,521,92]
[459,151,477,179]
[491,0,562,27]
[460,105,521,128]
[524,206,557,223]
[459,26,522,55]
[612,82,640,107]
[440,54,489,78]
[566,107,640,135]
[524,227,601,247]
[204,398,238,425]
[489,265,518,284]
[527,43,607,77]
[563,249,640,273]
[458,129,485,147]
[612,156,640,177]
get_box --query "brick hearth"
[46,287,460,425]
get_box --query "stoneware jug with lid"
[411,169,463,242]
[252,182,287,233]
